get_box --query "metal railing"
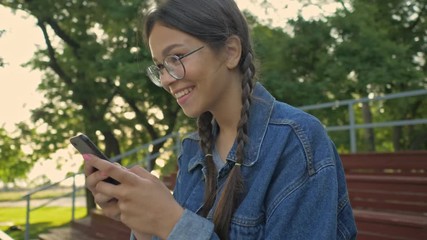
[299,89,427,152]
[21,175,84,240]
[22,132,181,240]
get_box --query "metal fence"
[299,89,427,153]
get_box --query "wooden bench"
[72,209,131,240]
[39,209,131,240]
[341,151,427,240]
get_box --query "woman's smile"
[173,86,195,105]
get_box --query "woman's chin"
[181,107,204,118]
[182,110,199,118]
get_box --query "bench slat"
[347,181,427,195]
[341,151,427,177]
[356,221,427,240]
[346,174,427,184]
[349,189,427,204]
[350,199,427,213]
[354,209,427,240]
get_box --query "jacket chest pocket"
[228,212,265,239]
[179,177,206,213]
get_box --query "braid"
[197,112,218,217]
[213,52,254,240]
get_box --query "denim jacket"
[134,83,357,239]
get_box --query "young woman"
[83,0,357,239]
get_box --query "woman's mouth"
[174,87,194,99]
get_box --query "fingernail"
[82,154,91,161]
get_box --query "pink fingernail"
[82,154,91,161]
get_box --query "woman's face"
[148,23,241,118]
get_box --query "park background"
[0,0,426,239]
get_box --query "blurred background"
[0,0,426,233]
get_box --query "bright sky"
[0,6,44,132]
[0,1,339,186]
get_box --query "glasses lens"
[164,56,185,80]
[147,65,162,87]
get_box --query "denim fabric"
[134,83,357,239]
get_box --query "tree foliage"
[0,127,31,185]
[251,0,427,152]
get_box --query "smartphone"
[70,133,120,185]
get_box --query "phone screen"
[70,134,120,185]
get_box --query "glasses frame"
[147,46,205,87]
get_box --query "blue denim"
[133,83,357,239]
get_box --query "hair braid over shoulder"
[213,52,255,240]
[197,112,217,217]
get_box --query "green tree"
[0,127,32,188]
[329,0,426,151]
[252,0,426,152]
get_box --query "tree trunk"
[85,188,97,214]
[362,102,376,152]
[103,130,122,163]
[393,126,403,151]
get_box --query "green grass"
[0,207,87,239]
[0,188,86,202]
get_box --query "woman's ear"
[224,35,242,69]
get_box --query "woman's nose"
[159,71,177,87]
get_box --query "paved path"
[0,196,86,208]
[0,230,13,240]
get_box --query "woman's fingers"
[99,198,121,221]
[128,165,157,180]
[83,154,139,185]
[94,191,116,206]
[85,167,110,191]
[83,155,96,177]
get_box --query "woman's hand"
[84,155,120,220]
[83,154,183,239]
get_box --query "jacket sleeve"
[165,160,221,239]
[165,209,220,240]
[129,210,221,240]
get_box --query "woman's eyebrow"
[162,43,184,57]
[151,43,183,63]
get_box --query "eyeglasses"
[146,46,204,87]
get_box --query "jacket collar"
[187,82,275,171]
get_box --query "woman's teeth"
[175,88,193,99]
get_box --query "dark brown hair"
[143,0,256,238]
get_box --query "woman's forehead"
[148,24,202,58]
